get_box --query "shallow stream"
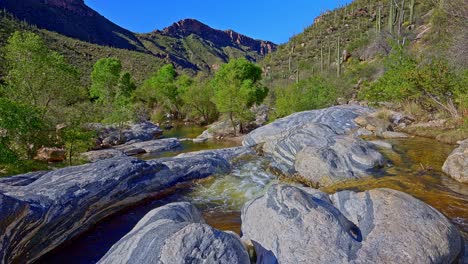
[37,128,468,263]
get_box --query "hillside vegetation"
[261,0,467,122]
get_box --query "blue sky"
[85,0,352,44]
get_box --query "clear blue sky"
[85,0,352,44]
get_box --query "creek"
[37,127,468,263]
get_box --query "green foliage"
[275,76,337,118]
[361,46,466,118]
[0,98,43,162]
[135,64,187,118]
[89,57,137,126]
[180,74,218,124]
[360,46,418,102]
[90,58,123,103]
[61,103,96,166]
[211,59,267,134]
[3,31,84,123]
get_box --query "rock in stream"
[0,147,253,264]
[243,105,385,186]
[443,138,468,183]
[98,202,250,264]
[241,184,464,264]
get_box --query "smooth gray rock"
[81,148,127,162]
[241,184,463,264]
[0,147,251,264]
[122,122,163,142]
[116,138,181,155]
[88,122,163,147]
[443,139,468,183]
[243,106,384,186]
[99,202,250,264]
[243,105,373,147]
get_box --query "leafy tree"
[89,58,137,141]
[134,64,186,118]
[118,72,137,98]
[0,98,43,161]
[211,59,268,135]
[61,103,96,166]
[90,58,122,104]
[275,76,337,118]
[180,73,218,124]
[3,31,83,123]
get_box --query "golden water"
[322,137,468,237]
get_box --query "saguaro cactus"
[336,36,341,77]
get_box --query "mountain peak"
[161,18,213,36]
[158,18,276,56]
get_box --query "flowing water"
[37,134,468,263]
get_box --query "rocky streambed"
[0,105,467,264]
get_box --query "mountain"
[0,0,277,73]
[137,19,277,71]
[0,0,146,51]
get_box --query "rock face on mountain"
[243,105,385,186]
[98,202,250,264]
[0,0,145,50]
[443,138,468,183]
[160,19,276,56]
[241,184,464,264]
[0,147,252,264]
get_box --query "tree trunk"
[229,112,236,137]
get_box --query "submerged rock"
[0,147,251,263]
[241,184,463,264]
[443,139,468,183]
[243,105,384,186]
[98,202,250,264]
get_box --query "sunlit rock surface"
[243,105,384,186]
[98,202,250,264]
[241,184,463,264]
[443,138,468,183]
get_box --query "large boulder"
[443,139,468,183]
[241,184,464,264]
[98,202,250,264]
[0,147,252,263]
[243,105,373,147]
[243,105,384,186]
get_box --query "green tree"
[275,76,337,118]
[180,73,218,124]
[90,58,122,104]
[3,31,83,123]
[0,98,43,161]
[61,103,96,166]
[211,59,268,135]
[134,64,186,119]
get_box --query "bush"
[275,76,337,118]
